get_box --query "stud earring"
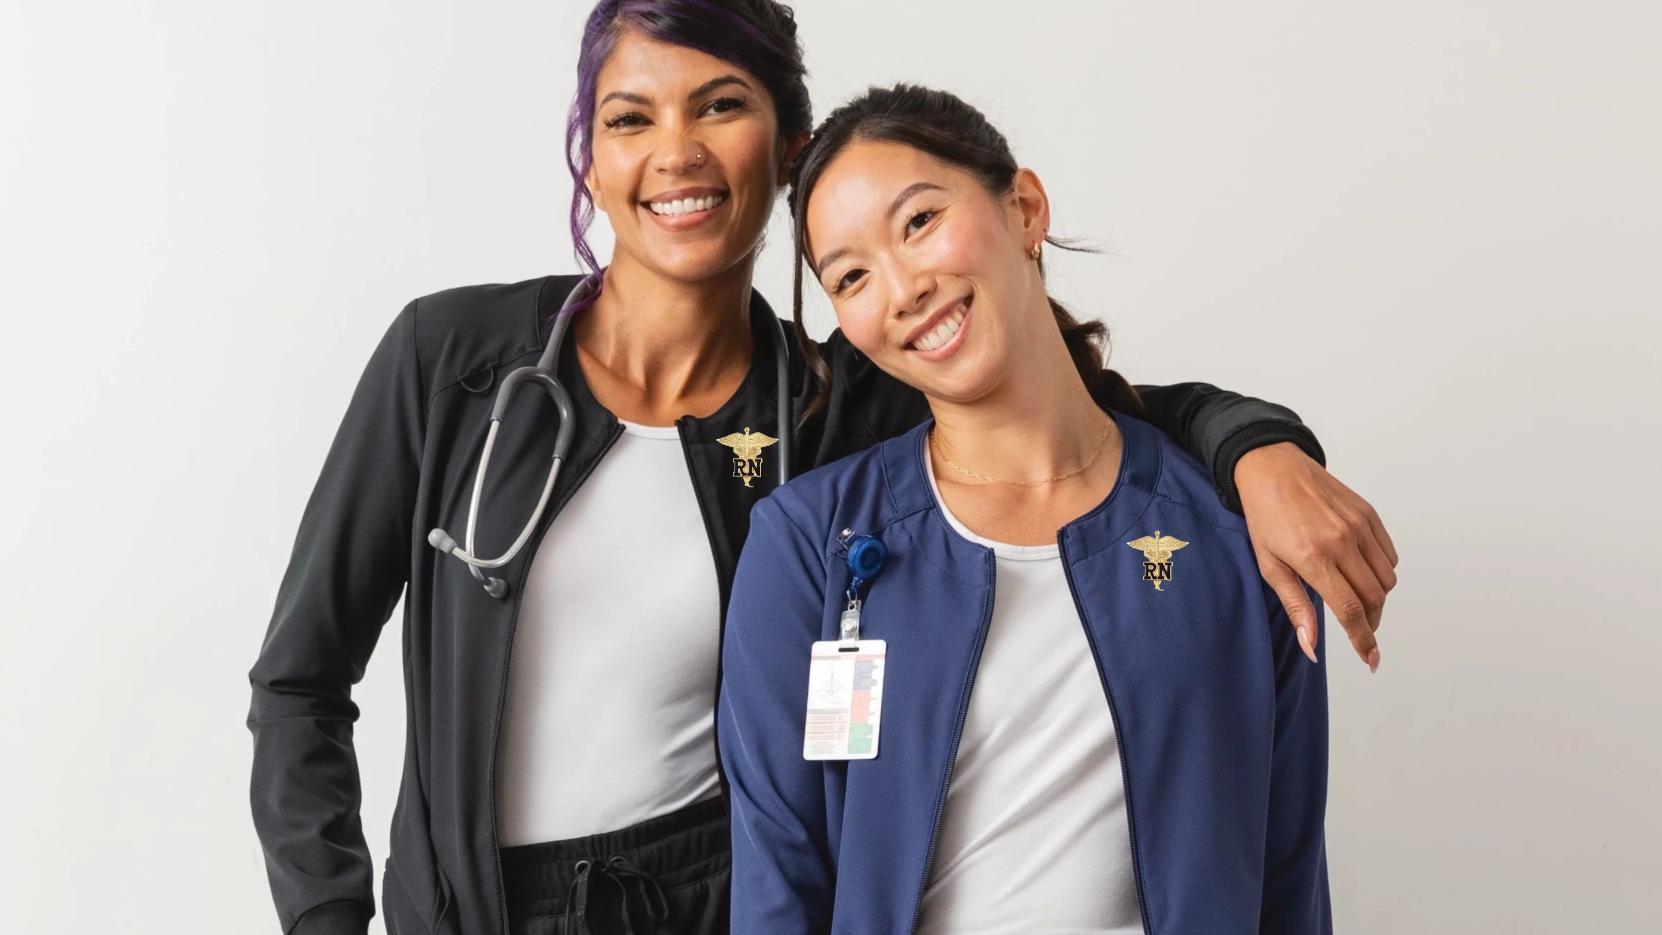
[1029,241,1043,261]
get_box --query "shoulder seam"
[761,489,833,579]
[416,276,552,405]
[409,296,427,434]
[1143,421,1248,539]
[1148,489,1252,540]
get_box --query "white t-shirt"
[496,420,722,846]
[915,452,1144,935]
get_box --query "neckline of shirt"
[617,419,681,440]
[923,445,1062,562]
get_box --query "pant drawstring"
[559,854,670,935]
[562,859,594,934]
[604,855,670,934]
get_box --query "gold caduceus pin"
[716,427,778,488]
[1126,530,1189,591]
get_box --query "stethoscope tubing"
[428,273,792,599]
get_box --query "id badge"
[803,639,887,761]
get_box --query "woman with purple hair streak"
[247,2,1398,934]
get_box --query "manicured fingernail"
[1367,647,1380,673]
[1297,626,1317,663]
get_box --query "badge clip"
[837,529,887,644]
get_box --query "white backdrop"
[1,2,1658,933]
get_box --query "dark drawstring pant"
[500,796,730,935]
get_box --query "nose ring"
[693,149,705,167]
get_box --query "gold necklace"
[930,418,1116,488]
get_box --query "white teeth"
[911,305,966,352]
[647,193,727,216]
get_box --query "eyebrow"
[813,181,947,273]
[598,74,754,109]
[887,182,946,220]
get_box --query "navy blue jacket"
[719,411,1332,934]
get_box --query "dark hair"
[561,0,811,318]
[788,83,1144,426]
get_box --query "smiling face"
[587,28,789,283]
[805,138,1053,404]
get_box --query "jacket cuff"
[289,900,373,935]
[1213,421,1327,514]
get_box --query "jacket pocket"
[384,855,452,935]
[382,860,420,935]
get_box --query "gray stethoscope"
[427,274,795,599]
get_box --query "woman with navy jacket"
[720,84,1333,934]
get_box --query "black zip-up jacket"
[247,274,1324,935]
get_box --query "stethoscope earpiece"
[428,528,458,553]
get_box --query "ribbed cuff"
[289,899,373,935]
[1213,421,1328,514]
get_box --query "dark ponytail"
[787,83,1143,426]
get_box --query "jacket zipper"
[1058,535,1153,935]
[486,423,624,934]
[678,417,739,808]
[906,553,998,934]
